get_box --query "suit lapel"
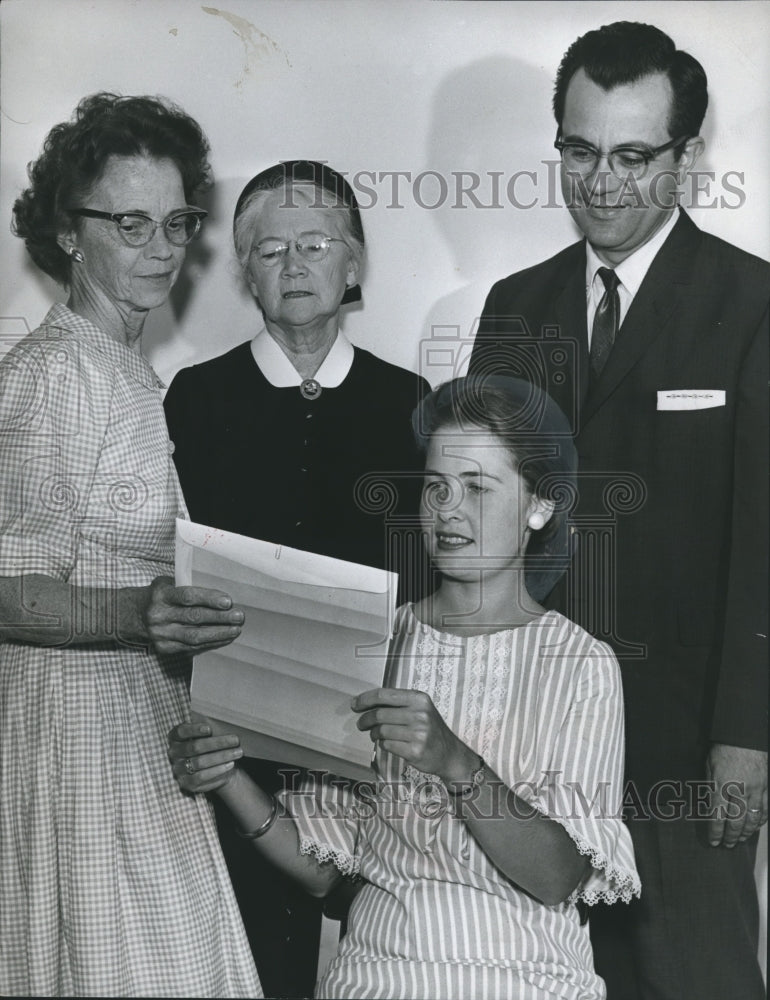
[580,212,701,427]
[552,242,590,409]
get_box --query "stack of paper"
[175,520,397,782]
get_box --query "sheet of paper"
[176,519,397,782]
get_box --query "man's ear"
[677,136,705,180]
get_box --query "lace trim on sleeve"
[528,799,641,905]
[298,837,361,878]
[563,825,642,905]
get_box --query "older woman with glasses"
[1,93,260,997]
[163,160,430,998]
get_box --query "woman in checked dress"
[0,93,260,997]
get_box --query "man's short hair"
[553,22,708,150]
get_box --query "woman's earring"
[528,511,546,531]
[68,247,85,263]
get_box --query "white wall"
[0,0,767,973]
[1,1,768,383]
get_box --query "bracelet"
[446,755,486,800]
[235,796,279,840]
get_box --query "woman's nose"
[281,245,308,275]
[436,493,464,521]
[144,227,175,258]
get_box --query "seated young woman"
[168,375,640,1000]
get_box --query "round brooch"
[300,378,322,400]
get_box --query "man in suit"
[469,22,768,999]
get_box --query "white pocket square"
[657,390,726,411]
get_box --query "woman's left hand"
[137,576,245,656]
[352,687,476,782]
[167,720,243,794]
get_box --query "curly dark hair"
[12,92,212,286]
[553,22,708,159]
[412,375,577,602]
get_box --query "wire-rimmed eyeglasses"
[66,207,207,247]
[554,133,689,180]
[251,232,347,267]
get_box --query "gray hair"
[233,182,364,280]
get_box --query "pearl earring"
[528,511,546,531]
[68,247,85,263]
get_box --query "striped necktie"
[590,267,620,380]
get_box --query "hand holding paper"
[167,720,243,794]
[175,520,397,782]
[353,687,476,783]
[140,576,244,656]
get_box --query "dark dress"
[164,339,430,999]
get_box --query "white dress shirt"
[585,209,679,347]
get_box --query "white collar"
[586,209,679,297]
[249,327,354,387]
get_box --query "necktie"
[590,267,620,380]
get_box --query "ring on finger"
[184,757,195,775]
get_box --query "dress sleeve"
[0,332,111,581]
[526,642,641,905]
[276,772,364,879]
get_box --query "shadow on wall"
[420,55,559,387]
[144,177,243,369]
[12,240,63,313]
[167,186,216,327]
[417,50,721,389]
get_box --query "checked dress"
[0,305,261,998]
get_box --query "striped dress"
[0,306,261,998]
[283,604,640,1000]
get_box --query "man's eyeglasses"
[554,134,689,180]
[66,207,207,247]
[251,232,347,267]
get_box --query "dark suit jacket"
[470,210,769,789]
